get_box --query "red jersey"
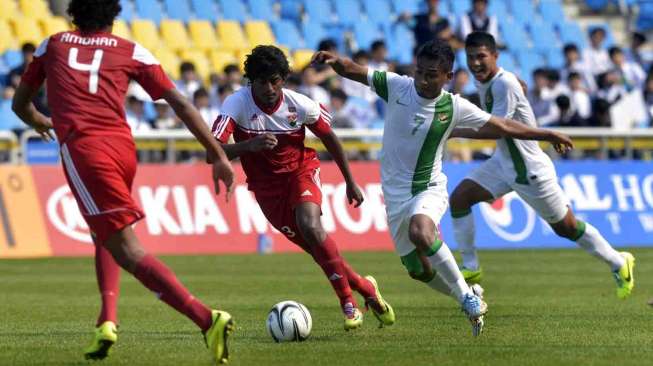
[212,87,332,191]
[21,30,174,143]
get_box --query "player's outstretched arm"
[311,51,369,85]
[449,128,502,140]
[12,83,54,141]
[480,116,574,154]
[163,89,235,198]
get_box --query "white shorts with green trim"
[466,158,569,223]
[386,187,448,257]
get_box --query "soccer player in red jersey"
[211,45,395,330]
[12,1,235,364]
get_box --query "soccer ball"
[266,301,312,342]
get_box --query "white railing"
[14,127,653,163]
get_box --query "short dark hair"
[371,40,386,52]
[568,71,581,81]
[563,43,579,54]
[330,89,348,101]
[352,50,369,62]
[193,87,209,100]
[589,27,605,37]
[223,64,240,74]
[415,39,455,73]
[318,38,338,52]
[633,32,646,44]
[21,43,36,54]
[465,31,497,52]
[244,45,290,81]
[608,46,623,58]
[67,0,121,32]
[180,61,196,73]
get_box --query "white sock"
[426,243,472,303]
[426,273,453,297]
[452,211,478,270]
[575,221,625,271]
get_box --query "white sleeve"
[455,96,492,130]
[367,69,408,102]
[295,93,321,124]
[489,80,517,119]
[218,92,243,123]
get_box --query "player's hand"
[346,182,364,208]
[212,158,235,202]
[33,118,54,142]
[548,131,574,154]
[311,51,338,66]
[248,133,278,152]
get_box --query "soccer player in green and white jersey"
[312,39,573,336]
[449,32,634,299]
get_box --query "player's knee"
[408,270,434,283]
[552,222,577,239]
[449,190,469,212]
[296,217,325,244]
[408,225,434,251]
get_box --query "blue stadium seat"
[544,48,565,69]
[334,0,361,27]
[191,0,219,21]
[529,21,557,51]
[455,49,468,70]
[303,0,333,24]
[500,21,529,50]
[219,0,248,22]
[164,0,192,22]
[508,0,536,21]
[487,0,508,17]
[497,52,517,71]
[391,0,419,15]
[516,49,544,78]
[451,0,471,16]
[558,22,586,49]
[363,0,392,26]
[0,100,25,130]
[302,22,327,49]
[272,20,303,50]
[3,50,22,69]
[248,0,275,21]
[390,24,414,64]
[538,0,565,24]
[118,0,135,22]
[585,0,610,11]
[353,21,382,50]
[135,0,164,24]
[280,0,302,21]
[636,1,653,31]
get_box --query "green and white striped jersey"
[475,68,555,185]
[368,69,491,203]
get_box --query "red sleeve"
[133,64,175,100]
[20,56,46,89]
[306,103,332,138]
[211,115,236,143]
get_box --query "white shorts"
[466,158,569,223]
[385,187,448,257]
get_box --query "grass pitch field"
[1,249,652,366]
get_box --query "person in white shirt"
[193,87,220,127]
[175,61,202,100]
[582,27,611,77]
[449,32,634,300]
[561,43,597,92]
[368,40,390,72]
[609,46,646,91]
[458,0,499,43]
[312,38,573,337]
[567,72,591,120]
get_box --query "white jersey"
[368,69,491,203]
[475,68,556,184]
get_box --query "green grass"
[1,249,652,366]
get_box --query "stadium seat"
[363,0,392,26]
[487,0,508,17]
[0,20,18,54]
[280,0,302,21]
[244,21,276,48]
[303,0,333,24]
[219,0,248,22]
[135,0,164,24]
[353,21,382,50]
[40,16,71,36]
[558,22,586,49]
[538,0,566,24]
[500,20,529,50]
[0,0,19,21]
[3,49,23,69]
[179,49,211,80]
[191,0,220,21]
[636,1,653,31]
[508,0,536,21]
[0,100,25,130]
[529,21,557,52]
[189,20,220,51]
[210,50,238,74]
[455,49,468,71]
[112,19,132,40]
[292,49,315,71]
[160,20,192,52]
[163,0,193,22]
[153,48,181,80]
[585,0,610,11]
[516,49,544,78]
[391,0,419,15]
[217,21,249,52]
[390,24,414,65]
[19,0,50,20]
[451,0,472,17]
[10,18,44,46]
[302,22,327,50]
[543,48,565,69]
[334,0,361,26]
[118,0,135,22]
[271,20,303,50]
[248,0,276,21]
[131,19,162,50]
[497,52,517,71]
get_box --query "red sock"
[311,236,356,308]
[95,244,120,326]
[133,254,213,332]
[341,262,375,299]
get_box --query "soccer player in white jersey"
[312,39,573,336]
[449,32,635,299]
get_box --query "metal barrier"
[14,127,653,163]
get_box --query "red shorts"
[253,165,322,247]
[60,135,144,244]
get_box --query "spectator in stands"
[546,69,570,100]
[458,0,499,44]
[625,32,649,70]
[596,70,627,105]
[369,40,390,71]
[588,98,612,127]
[215,84,234,110]
[151,100,179,130]
[609,46,646,91]
[553,94,585,127]
[310,38,339,85]
[643,74,653,126]
[402,0,461,49]
[125,95,151,132]
[583,27,611,77]
[561,43,596,92]
[341,51,378,105]
[329,89,354,129]
[223,64,243,91]
[299,66,330,107]
[176,61,202,99]
[193,87,219,126]
[528,68,557,126]
[568,72,592,120]
[8,43,36,89]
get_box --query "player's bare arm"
[163,89,235,198]
[317,129,364,207]
[11,83,54,141]
[449,128,503,140]
[480,116,574,154]
[311,51,369,85]
[220,133,278,160]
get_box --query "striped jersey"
[368,69,491,203]
[475,68,555,184]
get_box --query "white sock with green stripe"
[425,241,472,304]
[574,221,625,271]
[451,209,478,270]
[426,273,453,297]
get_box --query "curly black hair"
[415,39,455,73]
[244,45,290,82]
[67,0,121,32]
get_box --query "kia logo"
[46,185,92,243]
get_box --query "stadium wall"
[0,161,652,258]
